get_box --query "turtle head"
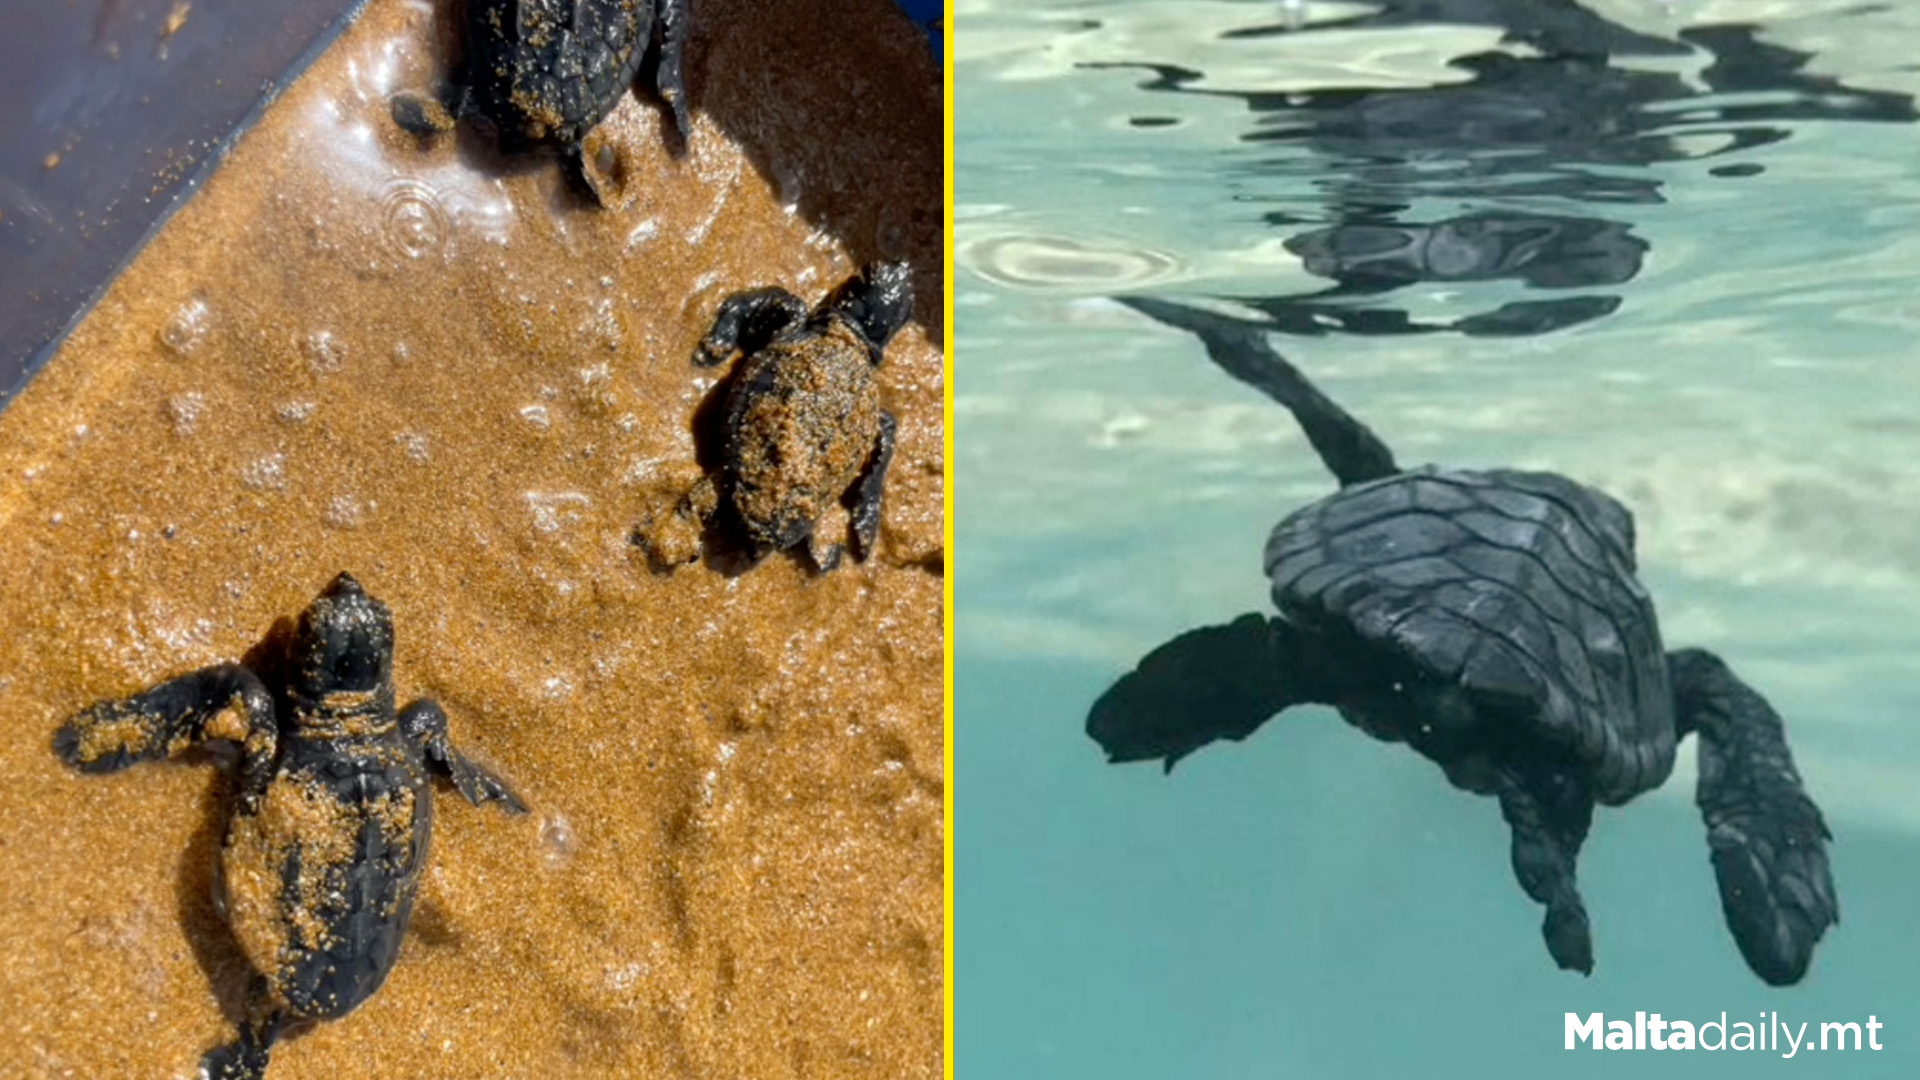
[829,261,914,359]
[290,572,394,698]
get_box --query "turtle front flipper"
[654,0,693,140]
[694,287,810,368]
[1495,766,1596,975]
[399,699,528,814]
[54,664,279,797]
[1088,614,1336,773]
[1114,295,1399,487]
[1669,648,1837,986]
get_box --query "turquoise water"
[954,1,1920,1076]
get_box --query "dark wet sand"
[0,0,944,1076]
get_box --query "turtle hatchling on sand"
[637,261,913,572]
[392,0,691,172]
[54,573,525,1079]
[1086,297,1837,986]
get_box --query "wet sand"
[0,0,944,1076]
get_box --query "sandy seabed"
[0,0,944,1076]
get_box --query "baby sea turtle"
[391,0,691,158]
[638,262,913,572]
[1087,298,1837,985]
[54,573,525,1079]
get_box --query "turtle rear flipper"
[1088,614,1336,772]
[199,988,283,1080]
[1669,648,1837,986]
[1116,295,1399,487]
[1495,765,1596,975]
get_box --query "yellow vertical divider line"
[940,0,955,1077]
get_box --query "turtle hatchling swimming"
[1086,298,1837,986]
[54,573,525,1079]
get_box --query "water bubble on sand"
[624,218,659,252]
[621,456,664,485]
[380,179,449,260]
[275,401,315,426]
[605,962,647,991]
[525,491,590,533]
[158,297,210,356]
[581,297,621,352]
[324,495,366,529]
[539,813,575,868]
[519,404,551,430]
[240,454,287,491]
[166,392,205,436]
[541,675,574,700]
[575,363,617,412]
[396,432,429,462]
[302,330,347,373]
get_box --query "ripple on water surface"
[957,230,1184,291]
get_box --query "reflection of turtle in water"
[1234,211,1648,338]
[1088,297,1837,985]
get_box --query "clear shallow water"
[954,1,1920,1076]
